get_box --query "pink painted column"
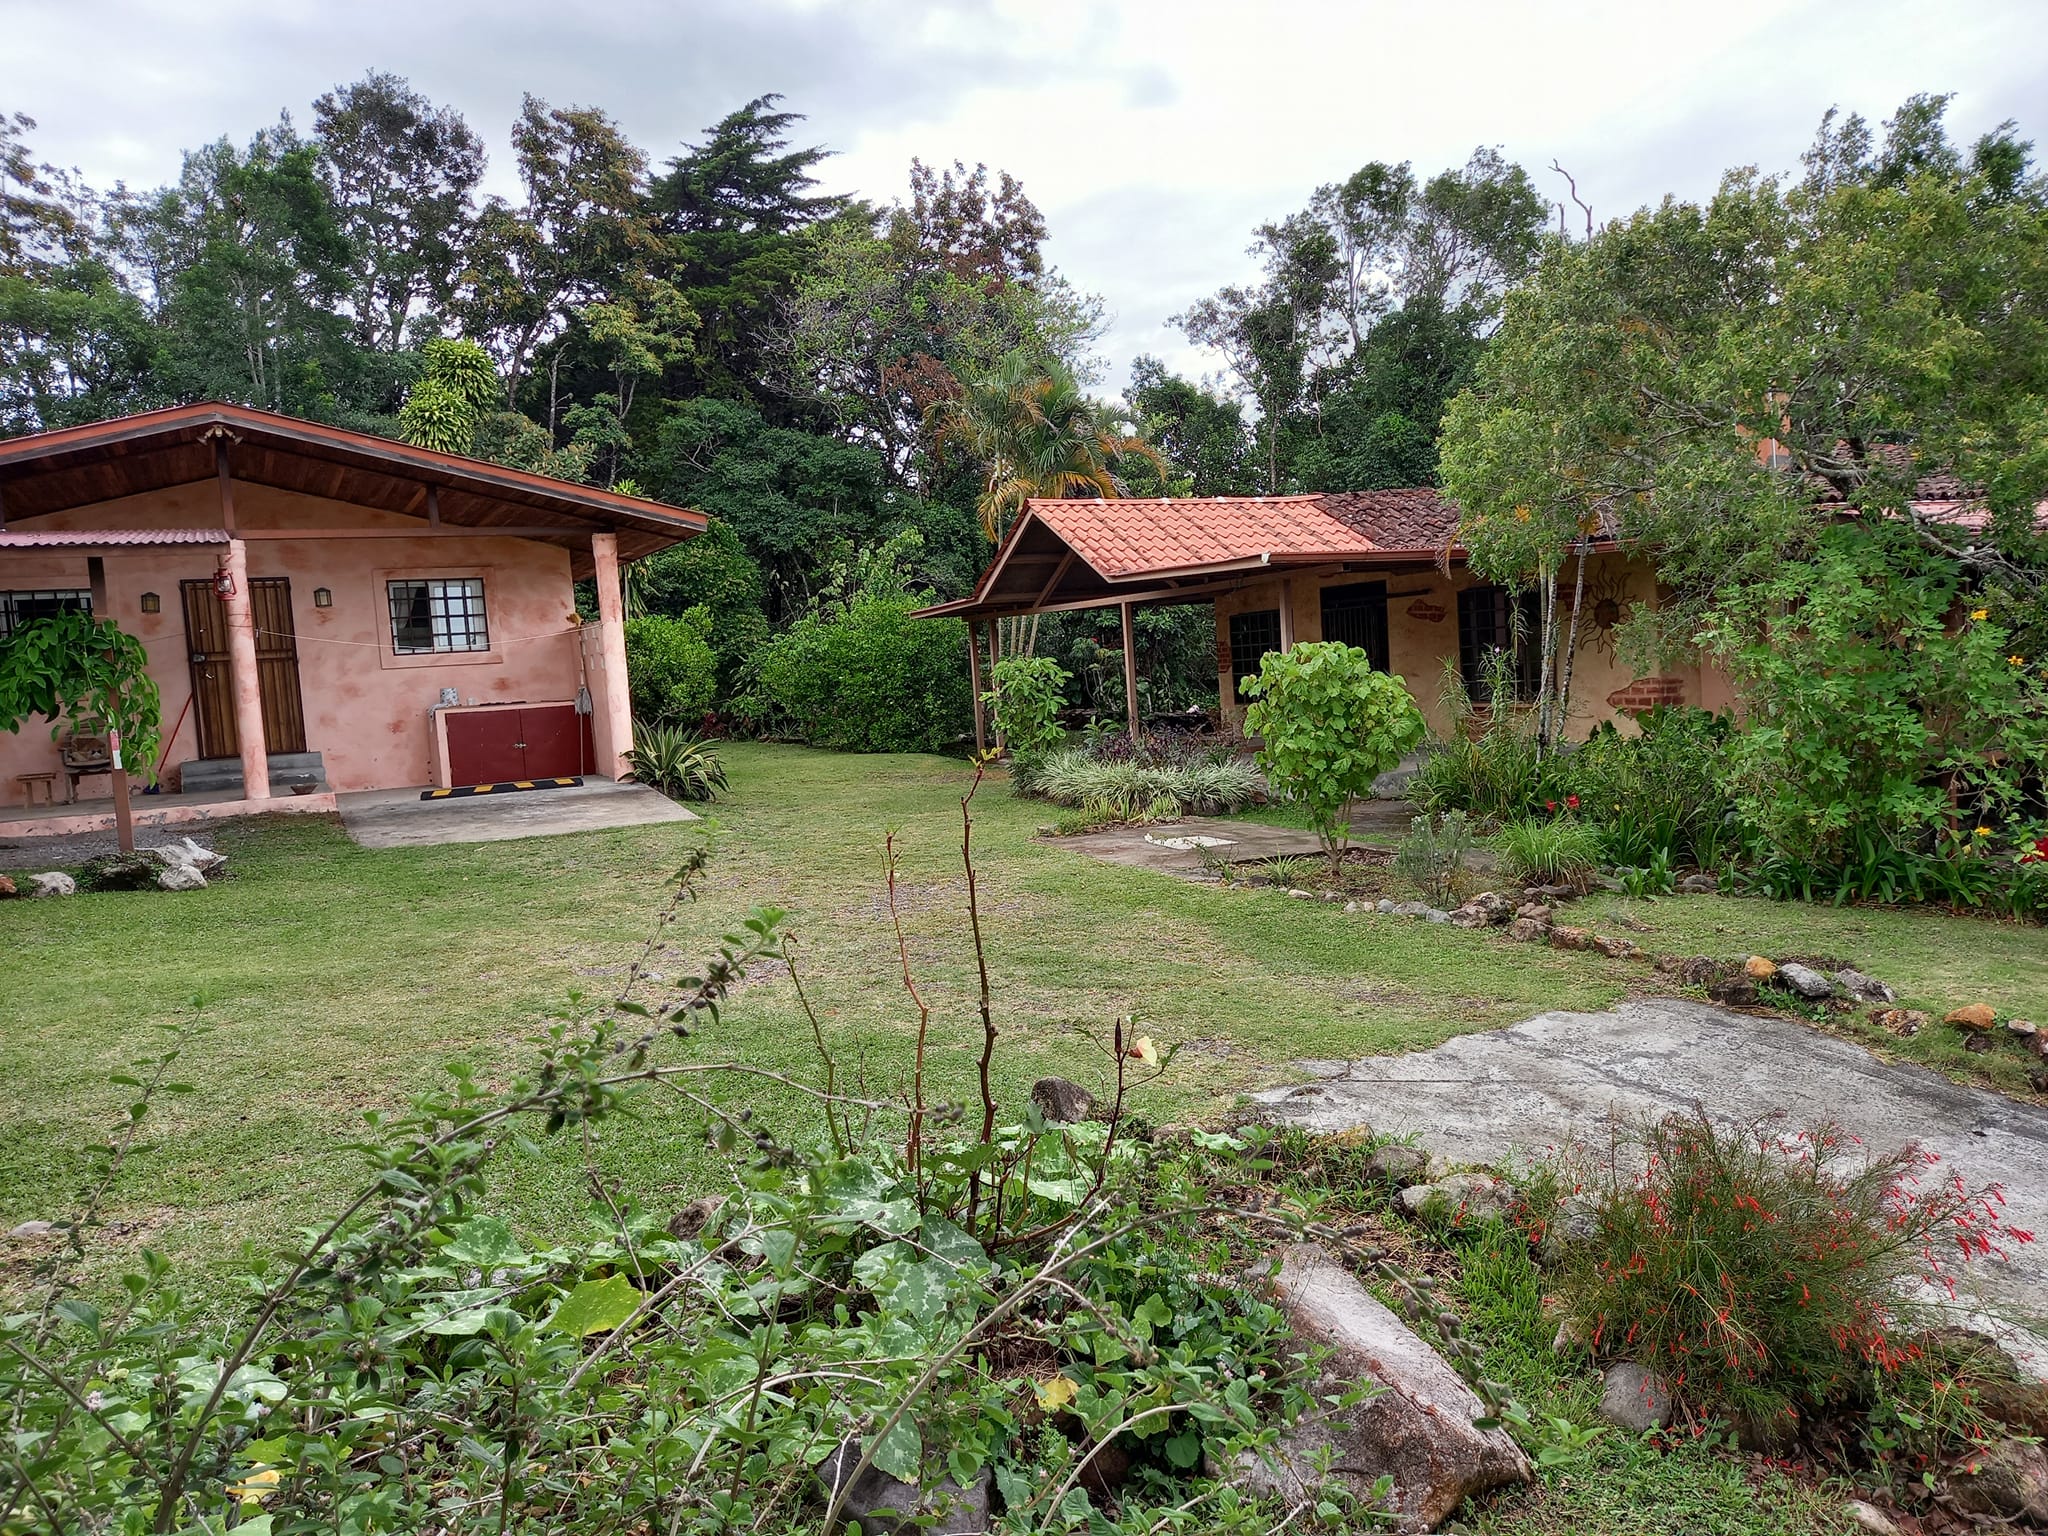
[590,533,634,779]
[221,539,270,800]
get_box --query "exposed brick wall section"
[1606,676,1689,712]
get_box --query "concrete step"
[177,753,326,794]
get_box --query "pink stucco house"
[0,403,703,832]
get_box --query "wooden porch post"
[220,538,270,801]
[590,533,635,780]
[1278,578,1296,652]
[967,619,988,756]
[1120,601,1140,732]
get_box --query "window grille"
[1456,585,1542,703]
[1227,608,1282,701]
[387,577,489,654]
[0,589,92,638]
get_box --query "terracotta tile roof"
[1025,493,1384,578]
[1318,488,1463,555]
[0,527,232,548]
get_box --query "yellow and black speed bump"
[421,776,583,801]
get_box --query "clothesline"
[246,623,589,652]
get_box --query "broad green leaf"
[869,1415,922,1482]
[547,1274,641,1337]
[444,1216,527,1270]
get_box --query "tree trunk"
[1555,538,1591,737]
[1533,557,1558,761]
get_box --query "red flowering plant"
[1538,1110,2031,1435]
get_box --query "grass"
[0,743,1631,1284]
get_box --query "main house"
[919,489,1733,745]
[0,403,702,823]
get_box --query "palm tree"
[935,350,1164,544]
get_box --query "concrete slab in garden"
[1253,999,2048,1352]
[1058,800,1417,875]
[339,778,695,849]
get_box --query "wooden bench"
[14,772,60,808]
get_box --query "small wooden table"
[14,772,60,807]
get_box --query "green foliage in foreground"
[1242,644,1426,872]
[624,723,727,801]
[623,608,717,726]
[0,855,1378,1536]
[0,611,162,782]
[986,656,1072,765]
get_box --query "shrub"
[625,722,728,801]
[1568,706,1735,869]
[1410,659,1570,825]
[623,607,717,725]
[1500,815,1604,886]
[1395,810,1473,907]
[753,535,971,753]
[1241,642,1426,874]
[1027,746,1260,819]
[985,655,1071,764]
[1543,1110,2031,1428]
[629,518,771,703]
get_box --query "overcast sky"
[10,0,2044,392]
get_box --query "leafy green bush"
[1568,706,1735,869]
[1241,642,1426,873]
[753,535,971,753]
[1410,660,1568,825]
[624,722,727,800]
[623,607,717,725]
[1500,815,1605,886]
[1543,1110,2029,1430]
[0,610,162,781]
[985,655,1070,765]
[1028,747,1261,819]
[628,518,771,702]
[1709,526,2048,868]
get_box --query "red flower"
[1567,794,1581,810]
[2020,836,2048,865]
[1545,800,1558,813]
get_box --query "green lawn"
[2,741,2044,1282]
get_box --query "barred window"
[1227,608,1282,701]
[388,577,489,654]
[0,589,92,638]
[1456,585,1542,703]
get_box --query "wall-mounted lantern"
[139,591,161,614]
[213,568,236,599]
[313,587,333,608]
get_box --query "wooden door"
[181,577,307,759]
[517,705,591,779]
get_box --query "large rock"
[158,865,208,892]
[1707,975,1759,1007]
[1947,1437,2048,1525]
[27,871,75,898]
[1368,1144,1431,1188]
[1871,1007,1929,1037]
[1548,925,1594,951]
[1396,1173,1517,1226]
[1946,1004,1999,1032]
[1537,1195,1600,1267]
[1502,917,1549,943]
[1448,891,1513,929]
[1776,962,1835,999]
[1597,1362,1673,1431]
[1238,1244,1530,1531]
[155,837,225,876]
[77,850,168,892]
[1030,1077,1097,1125]
[1744,955,1778,980]
[1676,872,1719,894]
[0,874,15,899]
[1834,968,1895,1004]
[816,1439,990,1534]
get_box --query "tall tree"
[457,95,653,414]
[311,72,485,353]
[647,94,847,405]
[1122,354,1255,495]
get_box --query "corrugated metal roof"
[0,527,232,548]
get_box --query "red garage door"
[446,705,592,786]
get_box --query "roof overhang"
[0,402,706,573]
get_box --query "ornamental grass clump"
[1545,1110,2032,1430]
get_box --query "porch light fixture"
[139,591,161,614]
[313,587,333,608]
[213,568,236,599]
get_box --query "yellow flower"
[1034,1375,1078,1411]
[229,1467,280,1504]
[1513,504,1532,523]
[1972,608,1990,621]
[1127,1035,1159,1068]
[1976,826,1993,838]
[2013,656,2028,666]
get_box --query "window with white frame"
[387,577,489,654]
[0,589,92,638]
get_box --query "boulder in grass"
[1776,962,1836,1000]
[1549,925,1594,951]
[1397,1173,1517,1226]
[1946,1004,1999,1032]
[1744,955,1778,980]
[1448,891,1513,929]
[1592,935,1640,960]
[1503,917,1549,943]
[76,850,168,892]
[1237,1243,1531,1532]
[1368,1144,1431,1188]
[1947,1437,2048,1526]
[1029,1077,1097,1125]
[158,865,208,892]
[0,874,15,899]
[1872,1008,1930,1038]
[1598,1362,1674,1432]
[28,872,75,898]
[1707,975,1760,1007]
[1834,968,1896,1004]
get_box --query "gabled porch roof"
[913,489,1470,622]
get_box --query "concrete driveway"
[1252,999,2048,1354]
[339,777,697,848]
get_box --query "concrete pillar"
[1120,601,1140,732]
[221,539,269,800]
[590,533,634,779]
[967,619,987,756]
